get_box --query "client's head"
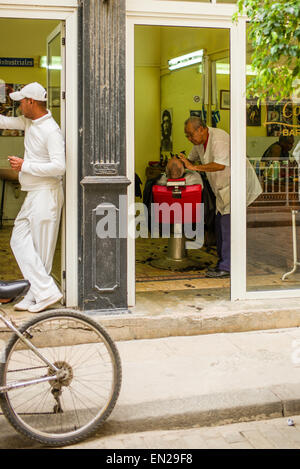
[165,157,185,179]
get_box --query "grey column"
[78,0,130,313]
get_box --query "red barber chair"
[151,178,203,271]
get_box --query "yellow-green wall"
[135,66,161,188]
[0,18,60,86]
[134,26,161,195]
[134,24,280,192]
[161,66,231,155]
[159,26,230,155]
[0,18,60,223]
[134,25,233,191]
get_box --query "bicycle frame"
[0,306,60,393]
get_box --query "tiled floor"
[0,226,21,280]
[135,220,300,293]
[0,225,61,283]
[1,220,300,297]
[135,237,218,281]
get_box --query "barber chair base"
[150,236,204,272]
[150,256,201,272]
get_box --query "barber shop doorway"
[127,14,231,307]
[0,3,78,308]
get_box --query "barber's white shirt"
[188,127,262,215]
[0,111,65,191]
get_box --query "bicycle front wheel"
[0,310,122,446]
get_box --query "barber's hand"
[8,156,23,172]
[178,153,194,170]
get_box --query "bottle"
[259,161,265,183]
[273,161,279,180]
[255,161,260,176]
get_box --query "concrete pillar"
[78,0,130,313]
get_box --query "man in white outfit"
[0,82,65,312]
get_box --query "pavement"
[99,327,300,435]
[3,287,300,343]
[2,290,300,449]
[113,290,300,341]
[1,326,300,449]
[65,414,300,449]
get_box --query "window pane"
[153,0,211,2]
[246,33,300,292]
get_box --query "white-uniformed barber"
[0,82,65,312]
[179,116,262,278]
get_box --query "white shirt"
[188,127,262,215]
[0,111,65,191]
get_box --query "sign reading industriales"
[0,58,34,67]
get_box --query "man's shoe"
[28,293,63,313]
[14,298,35,311]
[205,269,230,278]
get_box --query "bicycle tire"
[0,309,122,446]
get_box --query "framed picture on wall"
[161,109,173,152]
[220,90,230,110]
[246,97,261,126]
[266,101,281,136]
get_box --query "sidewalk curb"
[3,307,300,343]
[90,307,300,342]
[102,383,300,436]
[3,299,300,342]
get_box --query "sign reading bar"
[0,58,34,67]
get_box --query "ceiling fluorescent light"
[168,49,204,71]
[39,56,62,70]
[216,63,230,75]
[215,63,257,76]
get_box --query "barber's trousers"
[215,212,230,272]
[10,185,64,303]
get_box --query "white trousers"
[10,185,64,303]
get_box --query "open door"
[47,24,65,130]
[47,23,66,301]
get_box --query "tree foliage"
[234,0,300,100]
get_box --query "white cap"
[9,82,47,102]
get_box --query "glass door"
[245,27,300,296]
[126,1,240,306]
[47,24,65,131]
[47,23,66,300]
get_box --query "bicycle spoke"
[0,311,121,445]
